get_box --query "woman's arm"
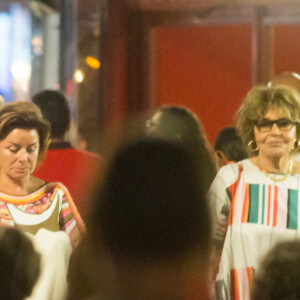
[207,163,240,278]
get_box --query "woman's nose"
[269,123,281,134]
[17,149,27,161]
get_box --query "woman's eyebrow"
[7,142,38,146]
[27,142,38,147]
[7,142,20,146]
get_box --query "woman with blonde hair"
[209,85,300,299]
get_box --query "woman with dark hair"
[0,101,84,246]
[0,101,84,300]
[209,85,300,299]
[146,105,216,193]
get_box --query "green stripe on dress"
[261,185,265,224]
[287,189,298,229]
[248,184,259,223]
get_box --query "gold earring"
[248,140,258,152]
[293,139,299,151]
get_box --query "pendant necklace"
[258,158,293,182]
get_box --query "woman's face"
[0,128,40,181]
[254,107,296,159]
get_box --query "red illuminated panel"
[273,24,300,76]
[155,24,253,143]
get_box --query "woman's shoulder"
[210,159,245,188]
[30,177,70,195]
[29,176,46,193]
[217,158,250,176]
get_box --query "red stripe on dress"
[242,184,249,223]
[273,186,278,227]
[267,185,271,226]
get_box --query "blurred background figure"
[0,227,40,300]
[33,90,103,221]
[252,240,300,300]
[214,126,248,170]
[146,105,216,193]
[268,71,300,95]
[68,138,214,300]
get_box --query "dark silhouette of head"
[214,127,248,169]
[252,240,300,300]
[146,105,216,193]
[32,90,70,139]
[92,138,212,263]
[0,227,40,300]
[69,138,214,300]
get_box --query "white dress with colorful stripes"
[208,159,300,300]
[0,182,85,247]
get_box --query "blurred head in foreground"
[252,240,300,300]
[0,227,40,300]
[90,138,213,299]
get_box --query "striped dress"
[0,182,85,247]
[208,159,300,300]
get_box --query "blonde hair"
[237,85,300,155]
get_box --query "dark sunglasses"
[255,118,296,132]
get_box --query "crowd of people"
[1,72,300,300]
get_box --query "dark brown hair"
[0,101,50,163]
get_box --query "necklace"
[258,158,293,182]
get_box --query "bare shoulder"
[292,160,300,175]
[29,176,46,193]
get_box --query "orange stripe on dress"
[267,185,271,226]
[228,165,243,226]
[273,186,278,227]
[230,269,240,300]
[228,185,236,226]
[242,184,249,223]
[0,189,47,205]
[61,206,72,216]
[246,267,254,290]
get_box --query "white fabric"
[25,229,72,300]
[208,159,300,300]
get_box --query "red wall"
[273,24,300,76]
[155,24,253,144]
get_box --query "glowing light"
[74,69,84,83]
[32,36,43,56]
[85,56,100,69]
[11,60,31,80]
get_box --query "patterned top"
[208,159,300,300]
[0,182,85,247]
